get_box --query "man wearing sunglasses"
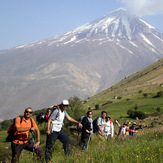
[45,100,82,162]
[11,107,44,163]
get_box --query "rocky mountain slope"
[0,8,163,120]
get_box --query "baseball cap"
[106,115,111,119]
[61,100,69,105]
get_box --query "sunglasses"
[25,111,33,114]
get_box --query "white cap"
[61,100,69,105]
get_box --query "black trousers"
[45,129,71,161]
[11,142,44,163]
[81,132,90,150]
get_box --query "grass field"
[0,125,162,163]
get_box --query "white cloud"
[119,0,163,16]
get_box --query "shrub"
[126,98,130,101]
[1,119,12,130]
[153,91,163,98]
[156,107,161,112]
[134,110,147,119]
[117,96,122,99]
[134,104,138,110]
[102,101,112,106]
[127,110,147,119]
[143,93,148,98]
[95,104,100,110]
[138,90,142,93]
[157,91,163,97]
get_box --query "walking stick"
[75,131,80,147]
[86,134,91,150]
[32,132,35,160]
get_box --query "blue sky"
[0,0,163,50]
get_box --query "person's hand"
[86,130,92,134]
[78,123,83,128]
[46,130,51,135]
[30,127,36,132]
[34,142,40,149]
[101,132,104,136]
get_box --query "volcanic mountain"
[0,8,163,120]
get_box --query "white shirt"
[97,117,106,134]
[50,108,69,132]
[104,120,114,137]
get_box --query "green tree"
[143,93,148,98]
[134,104,138,110]
[157,91,163,97]
[156,107,161,112]
[68,96,86,119]
[95,104,100,110]
[1,119,12,130]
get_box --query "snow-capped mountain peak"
[63,8,161,41]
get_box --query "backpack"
[6,116,33,142]
[44,105,59,122]
[36,113,45,123]
[93,117,100,133]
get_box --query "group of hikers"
[7,100,141,163]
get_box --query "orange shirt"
[13,116,38,144]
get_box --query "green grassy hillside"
[83,58,163,120]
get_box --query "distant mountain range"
[0,8,163,121]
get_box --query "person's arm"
[98,125,104,136]
[115,120,121,127]
[34,127,41,149]
[111,122,114,137]
[15,117,35,132]
[126,128,138,133]
[97,117,104,136]
[47,118,52,135]
[16,126,31,132]
[66,116,82,128]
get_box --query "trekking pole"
[86,134,91,151]
[32,132,35,160]
[75,131,80,147]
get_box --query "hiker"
[129,122,140,136]
[80,111,93,151]
[115,120,138,137]
[104,115,114,140]
[97,111,107,139]
[45,100,82,162]
[45,108,52,122]
[125,120,131,136]
[10,107,44,163]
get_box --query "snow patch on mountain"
[117,43,133,54]
[64,36,77,45]
[139,19,155,30]
[129,41,138,47]
[139,33,155,47]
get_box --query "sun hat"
[61,100,69,105]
